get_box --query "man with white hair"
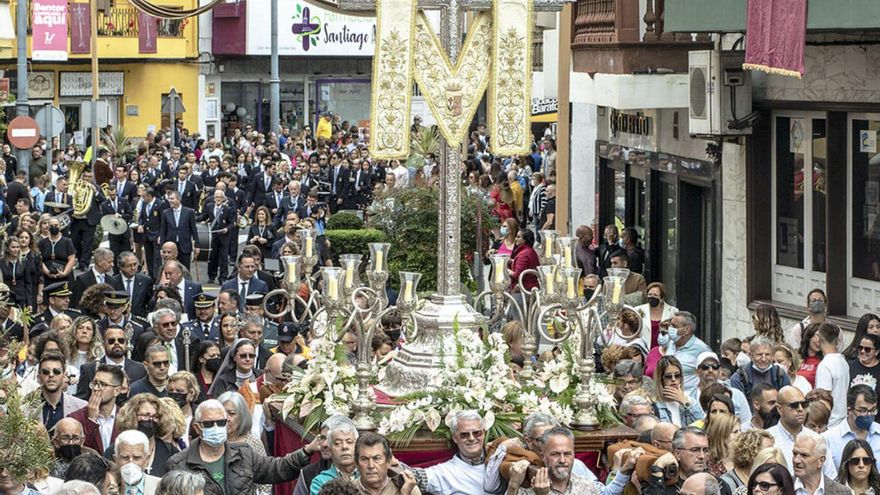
[166,399,312,495]
[53,480,101,495]
[114,429,160,495]
[411,410,487,494]
[792,430,851,495]
[293,415,351,495]
[309,418,360,494]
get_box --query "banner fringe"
[742,62,803,79]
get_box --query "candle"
[345,264,354,288]
[328,277,338,300]
[612,280,621,303]
[567,277,576,299]
[375,251,384,272]
[563,247,572,267]
[286,262,298,283]
[404,280,414,302]
[305,237,314,258]
[494,259,505,284]
[544,240,552,258]
[545,277,555,295]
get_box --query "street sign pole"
[45,102,52,157]
[90,0,99,167]
[15,0,30,176]
[270,0,280,134]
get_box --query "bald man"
[767,386,837,478]
[575,225,597,277]
[651,422,680,452]
[680,473,718,495]
[51,418,92,478]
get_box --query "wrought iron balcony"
[18,1,186,38]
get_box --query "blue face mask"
[657,333,670,346]
[667,327,680,342]
[500,226,509,237]
[201,425,228,447]
[855,414,875,431]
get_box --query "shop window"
[811,119,827,273]
[775,116,805,269]
[613,169,625,230]
[659,181,678,305]
[851,119,880,282]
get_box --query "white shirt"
[794,474,825,495]
[92,268,106,285]
[96,406,117,451]
[767,424,837,478]
[392,166,409,188]
[424,455,485,495]
[815,353,850,427]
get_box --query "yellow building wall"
[30,62,199,135]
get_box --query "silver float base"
[377,294,485,397]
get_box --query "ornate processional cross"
[344,0,570,296]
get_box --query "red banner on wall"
[743,0,808,78]
[32,0,68,61]
[69,3,91,54]
[138,11,158,54]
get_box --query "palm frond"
[406,125,440,169]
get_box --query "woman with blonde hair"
[113,393,180,476]
[720,429,774,494]
[167,371,200,445]
[158,397,188,450]
[752,447,788,473]
[753,303,785,344]
[706,413,740,476]
[48,313,73,340]
[501,320,526,363]
[65,316,102,370]
[774,343,812,394]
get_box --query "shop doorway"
[677,180,712,332]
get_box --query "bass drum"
[195,223,212,262]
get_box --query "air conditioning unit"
[688,50,753,136]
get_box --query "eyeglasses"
[860,345,877,353]
[782,401,809,410]
[848,456,876,467]
[136,413,159,421]
[237,353,256,360]
[754,481,779,492]
[199,419,228,428]
[662,373,682,381]
[150,360,171,368]
[457,430,484,440]
[40,368,63,376]
[679,447,709,454]
[89,381,119,390]
[854,407,879,416]
[699,363,720,370]
[55,434,83,444]
[106,338,127,345]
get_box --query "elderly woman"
[155,470,206,495]
[207,338,264,397]
[218,391,271,495]
[110,393,180,477]
[612,359,653,403]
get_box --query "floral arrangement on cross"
[279,318,620,446]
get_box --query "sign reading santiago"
[247,0,376,57]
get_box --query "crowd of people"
[0,113,878,495]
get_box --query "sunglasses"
[754,481,779,491]
[860,346,877,353]
[848,456,876,467]
[662,373,682,381]
[106,338,127,345]
[199,419,228,428]
[150,360,171,368]
[699,363,720,371]
[40,368,63,376]
[237,353,256,360]
[783,400,809,410]
[457,430,484,440]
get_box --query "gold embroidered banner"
[490,0,532,155]
[368,0,417,159]
[412,11,492,147]
[369,0,534,159]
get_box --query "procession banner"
[69,3,90,55]
[489,0,532,155]
[368,0,416,159]
[743,0,807,78]
[32,0,68,61]
[138,11,158,54]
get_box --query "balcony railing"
[573,0,709,46]
[21,2,186,38]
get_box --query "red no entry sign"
[7,116,41,149]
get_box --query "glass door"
[771,112,828,306]
[848,115,880,316]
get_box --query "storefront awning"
[531,112,557,123]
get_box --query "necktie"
[214,206,220,226]
[179,181,185,194]
[113,200,118,213]
[117,182,123,196]
[97,273,104,284]
[276,192,281,205]
[203,323,209,338]
[126,278,132,297]
[333,167,339,194]
[240,281,247,297]
[174,209,180,226]
[165,341,177,368]
[56,192,61,203]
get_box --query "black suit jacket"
[140,199,166,241]
[266,191,286,215]
[100,197,133,241]
[159,207,199,254]
[45,190,72,215]
[228,188,247,215]
[75,359,146,400]
[72,270,112,307]
[329,166,351,199]
[172,180,199,210]
[196,202,235,244]
[249,173,274,207]
[182,280,203,319]
[111,179,137,205]
[110,273,153,317]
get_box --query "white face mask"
[120,462,144,486]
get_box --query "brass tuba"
[68,161,95,218]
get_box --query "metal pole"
[90,0,99,167]
[45,102,52,157]
[270,0,280,135]
[170,89,176,148]
[15,0,30,176]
